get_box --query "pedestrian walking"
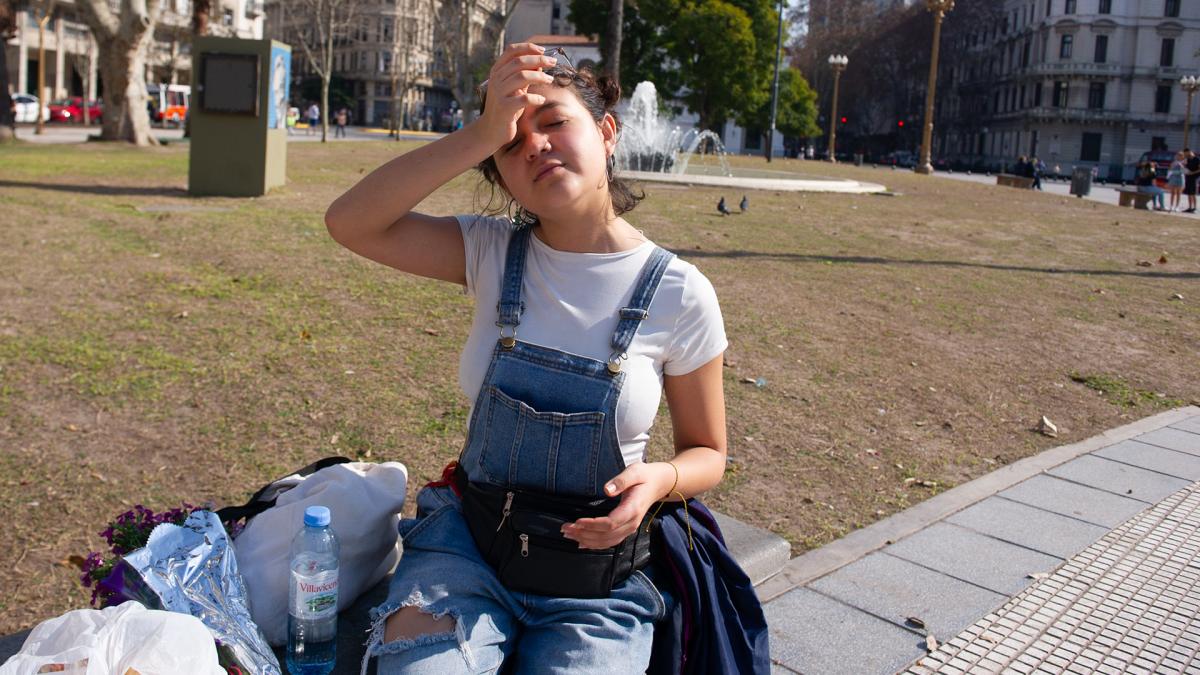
[324,42,762,673]
[334,108,348,139]
[1031,156,1044,190]
[306,102,321,136]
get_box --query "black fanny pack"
[457,469,654,599]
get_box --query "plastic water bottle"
[287,505,340,675]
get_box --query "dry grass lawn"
[0,140,1197,634]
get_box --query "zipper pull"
[520,533,529,557]
[496,491,514,532]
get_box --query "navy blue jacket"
[649,500,771,675]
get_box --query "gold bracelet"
[664,460,680,500]
[645,461,693,550]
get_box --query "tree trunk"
[0,40,13,142]
[76,0,161,145]
[321,77,330,142]
[98,38,158,145]
[603,0,622,90]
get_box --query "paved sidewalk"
[923,169,1200,220]
[760,406,1200,674]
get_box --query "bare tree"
[0,0,16,141]
[436,0,524,116]
[65,20,99,126]
[387,0,431,138]
[281,0,362,142]
[32,0,57,135]
[75,0,164,146]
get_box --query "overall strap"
[607,246,675,373]
[496,225,532,347]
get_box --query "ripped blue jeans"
[362,485,669,674]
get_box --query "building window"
[1060,34,1073,59]
[1094,35,1108,63]
[1099,0,1111,13]
[1161,39,1175,67]
[1064,0,1076,13]
[1088,82,1106,109]
[1081,132,1102,161]
[1053,81,1069,107]
[1046,0,1052,16]
[1156,85,1173,113]
[1035,82,1044,106]
[1022,40,1031,68]
[1165,0,1180,18]
[552,0,560,19]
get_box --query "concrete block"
[1047,455,1191,503]
[1133,428,1200,457]
[810,552,1006,639]
[948,496,1109,559]
[885,522,1062,596]
[1168,415,1200,435]
[1000,475,1147,528]
[765,587,924,675]
[714,510,792,587]
[1094,440,1200,481]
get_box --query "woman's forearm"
[660,446,726,501]
[324,121,502,240]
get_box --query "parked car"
[11,93,50,124]
[882,150,917,168]
[49,97,103,124]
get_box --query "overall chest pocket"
[478,385,607,494]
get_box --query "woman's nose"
[524,133,549,160]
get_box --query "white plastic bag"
[0,601,224,675]
[233,460,408,646]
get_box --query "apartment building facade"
[5,0,264,102]
[937,0,1200,178]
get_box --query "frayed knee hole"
[383,605,457,644]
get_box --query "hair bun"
[595,75,622,109]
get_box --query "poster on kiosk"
[188,37,291,197]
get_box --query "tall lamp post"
[826,54,848,162]
[915,0,954,175]
[765,0,785,163]
[1181,76,1200,149]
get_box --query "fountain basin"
[621,169,888,194]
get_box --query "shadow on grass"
[674,248,1200,280]
[0,179,187,198]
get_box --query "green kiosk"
[188,37,291,197]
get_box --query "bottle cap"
[304,505,331,527]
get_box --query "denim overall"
[365,226,676,674]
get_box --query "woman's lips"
[535,164,564,182]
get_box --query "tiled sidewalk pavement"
[759,406,1200,675]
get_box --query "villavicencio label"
[292,569,338,619]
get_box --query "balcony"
[1014,106,1181,126]
[1029,61,1123,78]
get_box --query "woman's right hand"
[476,43,559,151]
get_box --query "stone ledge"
[0,510,789,670]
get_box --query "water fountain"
[615,81,886,194]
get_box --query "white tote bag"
[231,460,408,646]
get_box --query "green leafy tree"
[572,0,778,130]
[569,0,679,99]
[756,68,820,140]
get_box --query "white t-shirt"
[457,215,727,466]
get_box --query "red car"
[49,97,103,124]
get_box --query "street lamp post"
[827,54,848,163]
[765,0,785,163]
[916,0,955,175]
[1181,76,1200,149]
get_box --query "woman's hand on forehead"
[477,43,560,150]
